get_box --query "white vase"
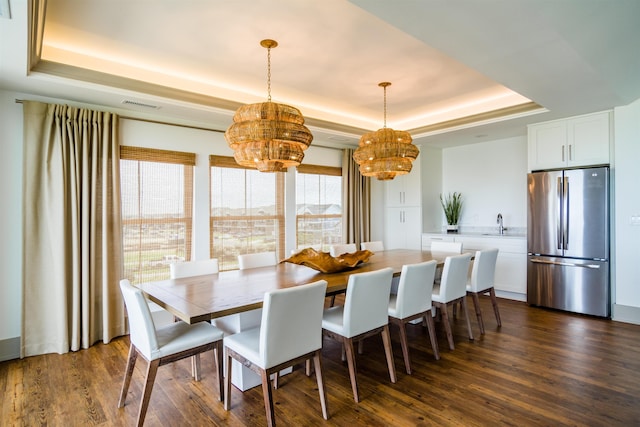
[446,224,459,233]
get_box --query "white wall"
[613,98,640,319]
[441,136,528,231]
[0,91,24,354]
[420,145,443,232]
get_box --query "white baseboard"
[612,304,640,325]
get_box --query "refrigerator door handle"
[563,176,569,250]
[530,258,601,269]
[557,177,563,250]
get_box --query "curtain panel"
[21,101,125,357]
[341,149,371,247]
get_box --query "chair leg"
[260,369,276,427]
[397,320,412,374]
[424,312,440,360]
[381,325,397,384]
[489,287,502,327]
[440,303,455,350]
[343,337,359,403]
[136,359,160,427]
[192,354,202,381]
[214,341,224,402]
[224,351,233,411]
[470,292,485,335]
[358,340,364,355]
[118,344,138,408]
[461,296,474,341]
[313,351,329,420]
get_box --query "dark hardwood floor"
[2,297,640,426]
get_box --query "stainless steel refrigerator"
[527,166,610,317]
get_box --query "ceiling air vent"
[121,100,160,109]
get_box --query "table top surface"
[138,249,468,324]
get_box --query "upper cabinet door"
[528,121,567,170]
[385,155,421,207]
[528,111,611,171]
[567,112,610,167]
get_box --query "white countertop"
[424,229,526,239]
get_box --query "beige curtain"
[342,148,371,246]
[21,101,125,357]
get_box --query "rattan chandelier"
[353,82,419,180]
[225,39,313,172]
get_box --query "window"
[120,146,195,284]
[210,156,285,271]
[295,164,342,251]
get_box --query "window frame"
[119,146,195,283]
[209,155,286,270]
[295,164,343,251]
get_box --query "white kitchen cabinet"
[421,233,455,249]
[384,154,422,249]
[422,233,527,296]
[385,160,421,207]
[386,207,422,250]
[528,111,611,171]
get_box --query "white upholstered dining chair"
[170,258,220,379]
[238,251,277,270]
[360,241,384,252]
[329,243,357,257]
[224,280,329,427]
[118,279,224,427]
[170,258,219,279]
[431,240,463,284]
[467,248,501,334]
[322,267,396,403]
[432,253,474,350]
[388,260,439,374]
[430,240,463,253]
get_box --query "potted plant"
[440,192,462,232]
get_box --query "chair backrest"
[238,252,277,270]
[469,248,499,292]
[360,241,384,252]
[330,243,357,257]
[393,260,437,319]
[260,280,328,368]
[119,279,159,359]
[170,258,219,279]
[343,267,394,337]
[439,253,472,302]
[430,241,463,253]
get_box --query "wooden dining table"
[138,249,466,325]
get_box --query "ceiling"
[1,0,639,149]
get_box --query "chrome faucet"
[497,213,504,235]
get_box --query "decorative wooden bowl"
[282,248,374,273]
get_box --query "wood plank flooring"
[2,297,640,426]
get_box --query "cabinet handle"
[561,145,565,162]
[569,144,573,161]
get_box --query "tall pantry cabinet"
[384,157,422,249]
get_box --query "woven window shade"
[209,155,285,271]
[120,146,194,284]
[295,166,342,252]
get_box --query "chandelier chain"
[383,84,387,128]
[266,45,272,102]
